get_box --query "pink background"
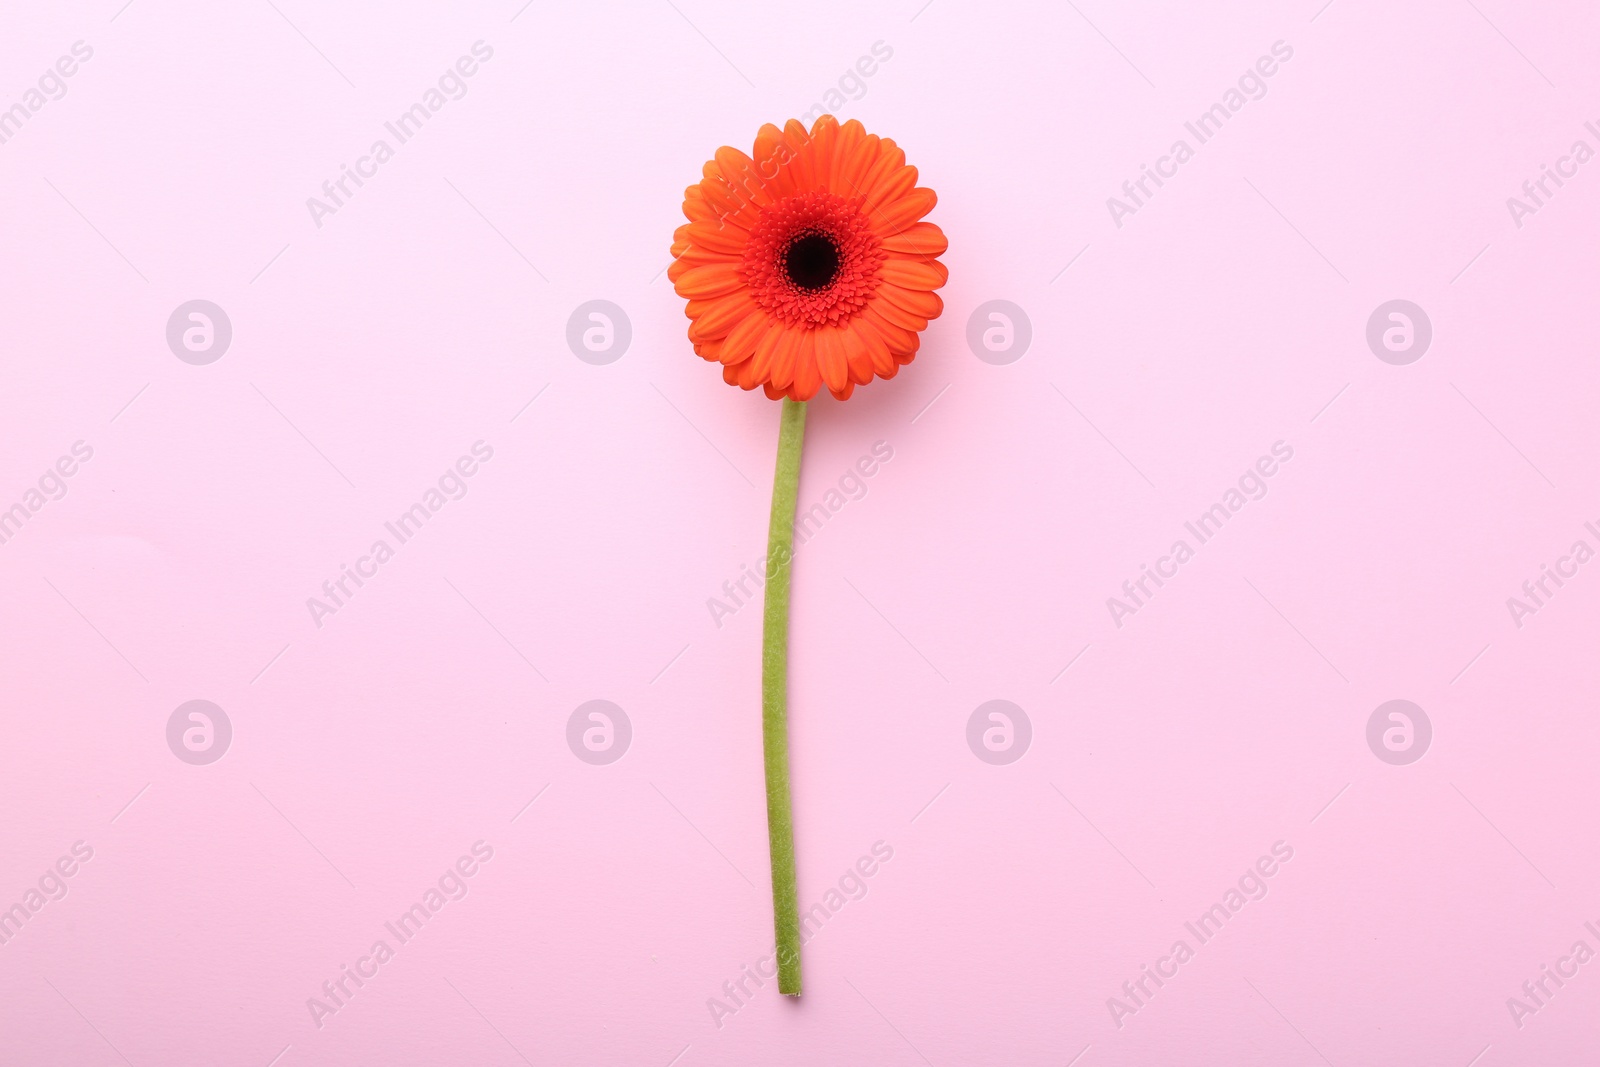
[3,0,1600,1063]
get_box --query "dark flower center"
[783,232,841,290]
[743,192,884,327]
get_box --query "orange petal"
[880,221,946,256]
[681,221,748,254]
[752,123,797,199]
[770,327,801,391]
[697,180,757,229]
[714,145,757,184]
[748,322,783,383]
[675,263,745,299]
[671,245,740,270]
[685,187,745,228]
[674,224,737,254]
[880,257,948,291]
[838,132,880,198]
[894,331,921,363]
[735,353,764,390]
[863,304,918,351]
[688,294,756,342]
[877,283,944,320]
[792,330,821,400]
[814,326,849,393]
[807,115,839,188]
[828,118,865,193]
[782,120,815,193]
[672,256,737,285]
[851,318,896,376]
[864,165,918,216]
[683,188,719,224]
[841,322,875,384]
[874,186,937,234]
[753,123,786,165]
[714,146,774,216]
[868,292,928,331]
[719,310,769,366]
[858,139,906,203]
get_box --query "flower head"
[670,116,948,401]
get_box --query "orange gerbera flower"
[668,115,948,401]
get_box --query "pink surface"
[2,1,1599,1064]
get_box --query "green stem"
[762,396,807,996]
